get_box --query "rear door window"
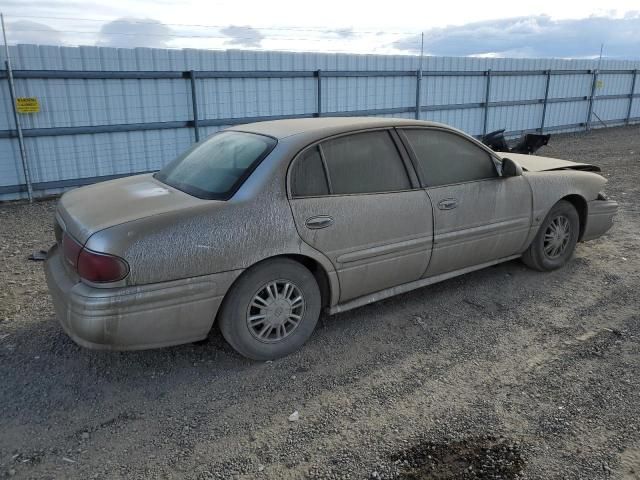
[320,131,410,195]
[290,146,330,197]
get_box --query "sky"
[2,0,640,58]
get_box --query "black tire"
[217,258,321,360]
[522,200,580,271]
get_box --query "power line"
[7,27,423,45]
[4,15,422,54]
[6,43,414,54]
[6,14,416,36]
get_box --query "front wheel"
[218,258,321,360]
[522,200,580,271]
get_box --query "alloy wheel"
[246,280,305,343]
[543,215,571,259]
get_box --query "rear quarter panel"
[84,141,338,294]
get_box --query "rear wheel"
[218,258,321,360]
[522,200,580,271]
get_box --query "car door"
[288,129,433,303]
[399,127,532,277]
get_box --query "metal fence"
[1,45,639,201]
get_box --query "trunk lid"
[504,153,601,172]
[56,173,208,243]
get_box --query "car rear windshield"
[155,131,277,200]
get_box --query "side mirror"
[501,157,523,177]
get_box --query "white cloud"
[220,25,264,48]
[96,18,173,48]
[5,20,65,46]
[331,28,355,39]
[394,14,640,59]
[2,3,639,58]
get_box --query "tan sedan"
[45,118,618,360]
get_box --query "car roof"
[227,117,447,142]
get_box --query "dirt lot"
[1,125,639,480]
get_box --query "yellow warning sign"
[16,97,40,113]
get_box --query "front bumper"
[582,199,618,241]
[44,245,241,350]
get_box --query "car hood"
[56,173,209,244]
[504,153,601,172]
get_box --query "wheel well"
[212,254,332,333]
[280,254,332,308]
[561,194,587,241]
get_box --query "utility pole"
[414,32,424,120]
[587,43,604,132]
[597,43,604,70]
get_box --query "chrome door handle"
[305,215,334,229]
[437,198,458,210]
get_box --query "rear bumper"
[582,199,618,241]
[44,245,241,350]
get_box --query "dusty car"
[45,117,618,360]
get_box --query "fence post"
[2,16,33,202]
[626,69,637,125]
[482,69,492,136]
[586,69,598,131]
[315,69,322,117]
[540,70,551,133]
[187,70,200,142]
[415,69,422,120]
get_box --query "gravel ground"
[1,125,639,480]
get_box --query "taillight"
[61,232,129,283]
[78,249,129,283]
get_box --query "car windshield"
[155,131,277,200]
